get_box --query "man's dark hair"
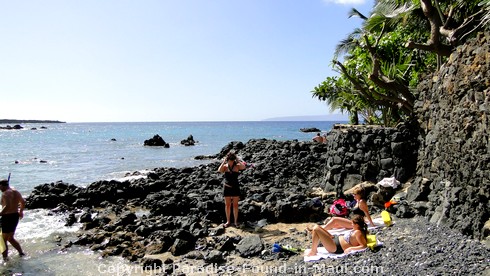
[0,179,9,186]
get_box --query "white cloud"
[323,0,366,5]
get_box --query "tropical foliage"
[312,0,489,125]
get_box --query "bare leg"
[232,196,239,225]
[224,197,232,226]
[306,225,337,256]
[8,238,24,256]
[2,233,8,261]
[307,226,321,256]
[324,217,353,230]
[3,232,24,259]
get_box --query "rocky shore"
[25,138,489,275]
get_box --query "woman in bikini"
[218,151,246,228]
[306,215,368,256]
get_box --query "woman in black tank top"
[306,186,374,233]
[218,151,246,228]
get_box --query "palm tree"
[313,0,489,126]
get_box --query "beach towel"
[370,217,393,228]
[304,247,369,261]
[303,237,383,262]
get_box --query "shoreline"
[23,138,490,275]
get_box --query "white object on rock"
[377,177,400,189]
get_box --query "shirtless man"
[312,133,323,143]
[0,179,25,261]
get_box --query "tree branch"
[405,0,452,57]
[333,60,377,104]
[333,60,412,115]
[363,35,414,113]
[440,9,485,45]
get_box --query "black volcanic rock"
[180,134,196,146]
[144,134,169,147]
[300,127,320,133]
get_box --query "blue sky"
[0,0,374,122]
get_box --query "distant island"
[0,119,65,124]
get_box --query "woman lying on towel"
[306,215,367,256]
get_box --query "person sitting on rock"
[310,186,375,232]
[306,214,368,256]
[312,133,323,143]
[348,185,374,226]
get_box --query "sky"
[0,0,374,122]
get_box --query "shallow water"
[1,209,149,276]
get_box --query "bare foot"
[306,250,317,257]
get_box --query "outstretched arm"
[359,200,374,226]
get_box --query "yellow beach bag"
[366,234,380,250]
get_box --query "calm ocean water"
[0,121,338,275]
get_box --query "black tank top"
[224,162,239,186]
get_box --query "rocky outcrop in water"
[0,124,23,130]
[144,134,170,147]
[180,135,196,146]
[299,127,320,133]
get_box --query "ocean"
[0,121,338,275]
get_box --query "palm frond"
[348,8,368,20]
[365,0,418,31]
[479,0,490,28]
[334,28,363,59]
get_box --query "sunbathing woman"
[326,186,375,229]
[306,215,367,256]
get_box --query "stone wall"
[407,32,490,239]
[323,123,419,196]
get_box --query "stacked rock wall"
[323,123,419,196]
[408,32,490,239]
